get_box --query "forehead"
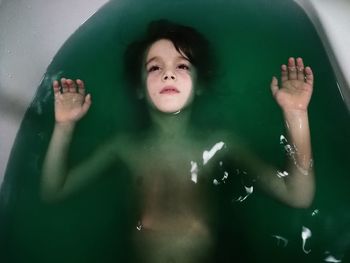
[146,39,188,61]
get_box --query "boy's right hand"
[53,78,91,124]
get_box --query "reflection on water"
[301,226,312,254]
[202,141,225,165]
[271,234,288,248]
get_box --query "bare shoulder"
[107,131,153,166]
[109,132,138,155]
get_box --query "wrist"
[55,121,76,130]
[282,108,308,120]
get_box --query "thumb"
[270,76,279,97]
[82,94,92,114]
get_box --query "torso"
[116,132,228,262]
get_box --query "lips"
[160,86,180,94]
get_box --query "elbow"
[287,189,315,209]
[285,172,316,209]
[289,198,313,209]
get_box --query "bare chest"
[128,142,213,227]
[121,137,230,262]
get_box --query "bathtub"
[0,1,349,262]
[295,0,350,110]
[1,0,349,189]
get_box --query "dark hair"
[123,19,215,94]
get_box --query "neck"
[149,108,191,140]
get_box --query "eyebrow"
[145,56,190,67]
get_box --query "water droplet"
[280,134,296,156]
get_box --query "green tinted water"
[1,0,350,262]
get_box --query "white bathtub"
[295,0,350,110]
[0,0,349,186]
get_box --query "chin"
[155,102,186,114]
[158,107,183,114]
[155,106,185,114]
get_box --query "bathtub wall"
[294,0,350,110]
[0,0,108,185]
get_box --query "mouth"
[160,86,180,94]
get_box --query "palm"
[275,79,313,111]
[53,78,91,124]
[271,57,314,112]
[55,92,87,122]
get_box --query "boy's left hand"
[271,57,314,112]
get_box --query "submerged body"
[129,134,214,262]
[114,131,244,263]
[41,21,315,262]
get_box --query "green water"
[1,0,350,262]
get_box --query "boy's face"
[143,39,197,113]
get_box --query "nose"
[162,70,176,81]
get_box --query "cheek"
[145,75,156,94]
[181,74,195,94]
[145,75,161,104]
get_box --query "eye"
[147,65,160,73]
[177,64,190,70]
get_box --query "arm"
[231,57,314,208]
[258,57,315,208]
[41,78,117,202]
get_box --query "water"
[1,0,350,262]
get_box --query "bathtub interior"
[295,0,350,112]
[1,0,350,262]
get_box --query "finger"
[76,79,86,95]
[281,64,288,82]
[305,66,314,87]
[288,57,297,80]
[53,80,60,96]
[270,76,279,97]
[81,94,92,114]
[66,79,77,93]
[296,57,305,81]
[61,78,69,93]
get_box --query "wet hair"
[124,19,215,94]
